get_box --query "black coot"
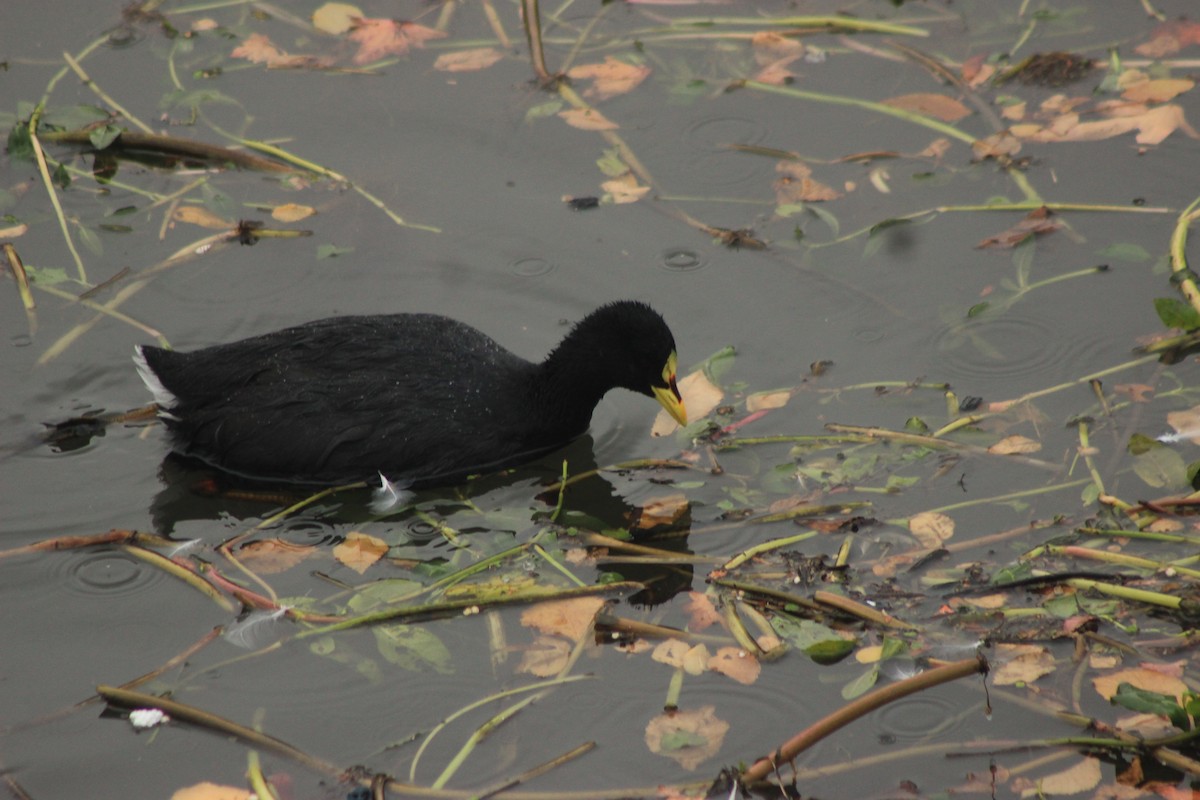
[134,301,687,498]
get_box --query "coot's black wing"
[138,315,557,484]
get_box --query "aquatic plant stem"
[521,0,552,83]
[62,50,155,134]
[97,686,344,778]
[741,655,987,784]
[1169,193,1200,316]
[27,105,87,285]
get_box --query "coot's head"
[562,300,687,426]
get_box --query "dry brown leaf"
[348,18,446,64]
[1015,756,1101,796]
[753,56,801,87]
[1115,383,1155,403]
[1018,104,1199,146]
[644,706,729,771]
[1147,517,1184,532]
[882,93,971,122]
[961,592,1008,609]
[236,539,317,574]
[231,33,285,64]
[558,107,619,131]
[170,782,254,800]
[977,206,1062,248]
[173,205,231,229]
[684,592,721,631]
[652,638,691,668]
[1000,101,1027,121]
[972,130,1022,160]
[989,435,1041,455]
[191,18,219,32]
[774,160,842,203]
[992,643,1056,685]
[601,173,650,204]
[746,389,792,412]
[230,33,326,69]
[0,223,29,238]
[633,494,690,529]
[918,137,952,159]
[751,31,804,65]
[433,47,504,73]
[652,369,723,436]
[333,531,388,574]
[1122,78,1195,104]
[960,53,991,87]
[1135,20,1200,58]
[517,635,571,677]
[520,596,606,642]
[909,511,954,548]
[312,2,362,35]
[271,203,315,222]
[707,647,759,685]
[1166,405,1200,444]
[1093,667,1188,702]
[567,56,651,101]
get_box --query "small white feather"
[132,346,178,409]
[371,472,415,514]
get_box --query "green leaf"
[1111,682,1190,730]
[373,624,453,673]
[841,665,878,700]
[1154,297,1200,331]
[25,265,69,286]
[769,615,853,664]
[317,244,354,259]
[6,122,32,161]
[1133,446,1188,489]
[40,104,109,130]
[346,579,424,612]
[702,345,736,383]
[51,162,70,189]
[1127,432,1159,455]
[596,148,627,177]
[524,99,563,123]
[1098,243,1150,263]
[88,124,122,150]
[807,204,839,237]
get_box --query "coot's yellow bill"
[652,351,687,426]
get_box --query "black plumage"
[134,300,686,488]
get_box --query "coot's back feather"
[135,301,685,488]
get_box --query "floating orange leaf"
[558,107,619,131]
[348,18,447,64]
[644,706,729,771]
[882,93,971,122]
[1122,78,1195,104]
[746,389,792,412]
[751,31,804,65]
[652,638,691,668]
[774,160,842,204]
[567,56,651,101]
[601,172,650,204]
[1015,104,1199,146]
[237,539,317,574]
[231,33,328,69]
[972,130,1021,160]
[1011,757,1101,795]
[172,205,231,229]
[908,511,954,548]
[333,531,388,574]
[707,647,759,685]
[977,206,1062,249]
[992,643,1056,685]
[683,592,721,631]
[520,596,606,641]
[1135,19,1200,58]
[271,203,315,222]
[632,494,689,529]
[517,635,571,677]
[433,47,505,73]
[988,435,1041,455]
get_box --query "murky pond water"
[4,1,1200,797]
